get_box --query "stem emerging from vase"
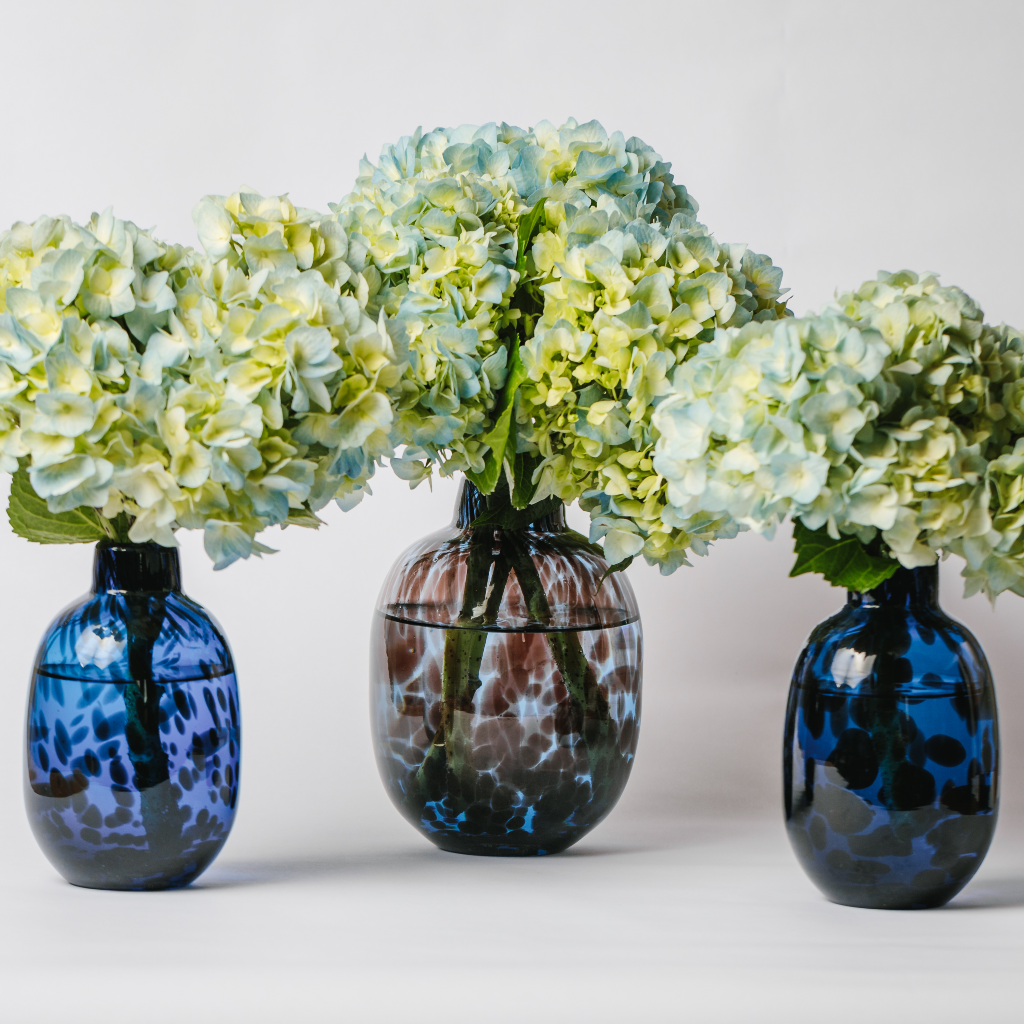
[405,484,615,820]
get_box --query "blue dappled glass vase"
[24,541,240,891]
[372,480,642,856]
[784,565,998,909]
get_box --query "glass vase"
[24,541,240,890]
[784,565,998,909]
[372,480,642,856]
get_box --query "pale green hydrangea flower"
[595,268,1024,598]
[516,200,789,572]
[0,191,402,568]
[328,119,789,569]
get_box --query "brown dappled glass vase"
[371,479,642,855]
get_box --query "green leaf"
[515,201,547,278]
[7,469,109,545]
[599,554,634,586]
[464,342,528,496]
[470,474,561,531]
[789,520,899,591]
[511,451,542,509]
[283,509,326,530]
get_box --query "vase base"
[820,884,966,910]
[27,815,229,892]
[804,872,976,910]
[66,877,198,892]
[428,832,581,857]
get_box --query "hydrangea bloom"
[516,188,790,570]
[329,119,789,559]
[189,188,401,517]
[0,192,399,568]
[594,269,1024,598]
[329,123,525,480]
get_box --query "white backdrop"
[1,3,1023,1020]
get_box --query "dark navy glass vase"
[784,565,998,909]
[372,480,642,856]
[24,541,240,891]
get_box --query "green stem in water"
[409,529,512,810]
[504,533,611,726]
[405,496,614,819]
[123,592,185,855]
[855,613,918,825]
[869,653,908,817]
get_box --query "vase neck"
[848,565,938,609]
[92,541,182,595]
[454,479,566,532]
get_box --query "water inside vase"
[373,614,641,855]
[25,670,240,890]
[786,682,997,909]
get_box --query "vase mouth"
[92,540,182,595]
[453,478,567,532]
[848,564,939,608]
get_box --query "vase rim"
[848,563,939,608]
[453,477,567,532]
[92,540,183,595]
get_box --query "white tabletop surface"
[2,804,1021,1024]
[2,516,1022,1024]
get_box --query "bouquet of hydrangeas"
[313,119,794,831]
[326,119,789,563]
[2,119,793,580]
[0,192,399,567]
[9,120,1020,608]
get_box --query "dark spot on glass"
[889,762,935,811]
[109,759,128,786]
[826,729,879,790]
[924,734,966,768]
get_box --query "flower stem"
[405,514,615,821]
[409,529,510,810]
[504,533,611,727]
[123,593,184,858]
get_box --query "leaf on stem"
[511,451,542,509]
[465,342,528,496]
[284,509,326,530]
[472,496,562,531]
[471,472,561,531]
[790,520,899,591]
[515,201,547,278]
[599,555,634,586]
[6,469,108,545]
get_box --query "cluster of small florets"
[12,122,1019,598]
[602,269,1024,597]
[328,124,522,482]
[0,191,400,567]
[327,119,725,486]
[514,186,789,570]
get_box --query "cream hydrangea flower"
[588,268,1024,598]
[1,191,402,567]
[328,119,788,545]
